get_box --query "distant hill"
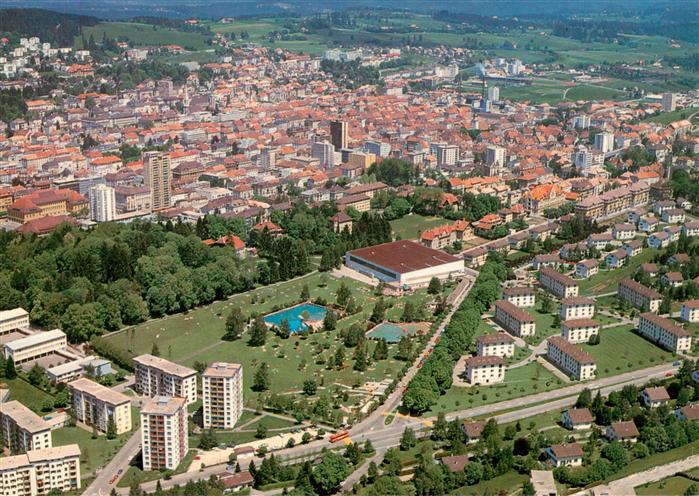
[0,8,98,46]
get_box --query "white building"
[0,401,52,453]
[0,308,29,335]
[476,333,515,358]
[681,300,699,323]
[464,355,505,385]
[561,319,600,344]
[662,92,677,112]
[618,278,662,312]
[501,287,536,307]
[0,445,81,496]
[89,184,116,222]
[560,297,595,320]
[594,132,614,153]
[141,396,189,471]
[494,300,536,337]
[547,336,597,380]
[638,313,692,353]
[539,268,579,298]
[68,378,132,435]
[203,362,243,430]
[487,86,500,102]
[311,141,336,167]
[485,145,506,166]
[3,329,67,365]
[133,354,198,405]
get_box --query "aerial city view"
[0,0,698,494]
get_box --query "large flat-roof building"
[0,401,52,453]
[203,362,243,430]
[638,313,692,353]
[0,445,81,496]
[68,378,132,435]
[141,396,188,471]
[547,336,597,381]
[133,354,197,405]
[0,308,29,335]
[3,329,67,364]
[344,240,464,288]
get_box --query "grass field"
[390,214,450,240]
[606,440,699,483]
[581,325,674,378]
[78,22,212,50]
[103,271,442,406]
[524,300,561,345]
[643,107,698,125]
[578,248,660,296]
[451,471,528,496]
[118,450,196,488]
[3,378,55,413]
[635,467,699,495]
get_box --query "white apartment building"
[547,336,597,381]
[561,319,600,344]
[0,401,52,453]
[539,268,579,298]
[618,278,662,312]
[475,333,515,358]
[680,300,699,323]
[594,132,614,153]
[464,356,505,385]
[494,300,536,337]
[203,362,244,430]
[133,354,197,405]
[0,308,29,335]
[638,313,692,353]
[68,378,132,435]
[3,329,67,364]
[0,445,81,496]
[89,184,116,222]
[141,396,189,471]
[485,145,506,166]
[560,297,595,320]
[501,287,536,308]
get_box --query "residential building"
[461,421,486,443]
[7,189,87,224]
[133,354,198,405]
[476,333,515,358]
[662,208,685,224]
[0,308,29,335]
[546,443,583,467]
[464,355,505,385]
[562,408,593,430]
[605,249,628,269]
[89,184,116,222]
[464,246,488,268]
[641,386,670,408]
[662,92,677,112]
[618,279,662,312]
[330,120,348,150]
[501,287,536,308]
[311,141,336,167]
[46,356,113,384]
[594,132,614,153]
[485,145,505,166]
[561,319,600,344]
[494,300,536,337]
[0,445,81,496]
[202,362,243,430]
[143,151,172,211]
[141,396,188,471]
[680,300,699,323]
[68,378,132,435]
[560,297,595,320]
[606,421,639,443]
[539,268,579,298]
[575,259,599,279]
[624,240,643,257]
[611,223,636,240]
[3,329,67,364]
[675,404,699,422]
[661,271,684,288]
[0,401,52,453]
[638,313,692,353]
[547,336,597,380]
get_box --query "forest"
[0,8,98,46]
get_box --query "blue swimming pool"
[263,303,328,333]
[366,322,408,343]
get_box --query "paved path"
[83,431,141,496]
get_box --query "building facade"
[202,362,244,430]
[68,378,132,435]
[140,396,189,471]
[0,445,81,496]
[547,336,597,380]
[0,401,52,453]
[133,354,198,405]
[638,313,692,353]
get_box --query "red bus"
[329,431,350,443]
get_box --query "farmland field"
[78,22,211,50]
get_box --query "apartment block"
[475,333,515,358]
[618,278,662,313]
[464,356,505,385]
[547,336,597,381]
[539,268,579,298]
[133,354,197,405]
[141,396,188,471]
[0,401,52,453]
[0,445,81,496]
[68,378,132,435]
[560,297,595,320]
[3,329,67,364]
[494,300,536,337]
[680,300,699,323]
[501,287,536,308]
[0,308,29,335]
[561,319,600,344]
[638,313,692,353]
[203,362,244,430]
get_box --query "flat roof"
[203,362,242,378]
[141,395,186,415]
[347,240,461,275]
[0,400,50,434]
[0,308,28,322]
[68,378,130,406]
[5,329,65,352]
[133,354,196,378]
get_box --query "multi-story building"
[330,120,348,150]
[539,268,579,298]
[594,132,614,153]
[89,184,116,222]
[494,300,536,337]
[133,354,198,405]
[547,336,597,380]
[575,259,599,279]
[638,313,692,353]
[476,333,515,358]
[68,378,132,435]
[574,183,649,221]
[3,329,67,365]
[432,143,459,167]
[7,189,87,224]
[0,445,81,496]
[485,145,505,166]
[464,355,505,385]
[560,297,595,320]
[680,300,699,323]
[561,319,600,344]
[202,362,244,429]
[0,401,52,453]
[618,278,662,312]
[501,287,536,308]
[662,92,677,112]
[140,396,188,471]
[143,151,172,211]
[311,141,336,167]
[0,308,29,335]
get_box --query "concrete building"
[662,92,677,112]
[46,356,113,384]
[494,300,536,337]
[618,278,662,312]
[547,336,597,380]
[561,319,600,344]
[575,259,599,279]
[141,396,188,471]
[68,378,132,435]
[432,143,459,167]
[638,313,692,353]
[0,308,29,335]
[502,287,536,308]
[143,151,172,211]
[0,445,81,496]
[476,333,515,358]
[330,120,348,150]
[3,329,67,365]
[0,401,52,453]
[89,184,116,222]
[202,362,243,430]
[680,300,699,323]
[464,355,505,385]
[344,240,464,288]
[311,141,336,167]
[485,145,506,166]
[133,354,197,405]
[539,268,579,298]
[594,132,614,153]
[560,297,595,320]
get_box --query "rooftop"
[347,240,461,275]
[133,354,197,378]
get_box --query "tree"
[399,427,417,450]
[432,412,448,441]
[198,428,218,450]
[303,379,317,395]
[396,336,412,361]
[255,422,268,439]
[601,441,629,471]
[151,342,160,357]
[336,283,351,307]
[401,301,416,322]
[370,298,386,323]
[382,448,402,475]
[106,416,117,440]
[540,293,553,313]
[302,432,312,444]
[427,277,442,294]
[300,284,310,300]
[311,452,349,495]
[5,358,16,379]
[28,364,44,386]
[248,315,268,346]
[372,339,388,361]
[685,484,699,496]
[522,480,536,496]
[353,342,368,372]
[252,362,270,392]
[576,388,592,408]
[333,346,345,369]
[345,442,361,465]
[224,307,246,341]
[323,311,337,331]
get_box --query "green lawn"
[451,471,528,495]
[243,414,298,431]
[636,474,698,496]
[523,300,561,345]
[79,22,211,50]
[390,214,450,240]
[605,440,699,483]
[578,248,660,296]
[581,325,675,378]
[3,378,55,413]
[565,85,625,101]
[643,108,697,125]
[118,450,196,488]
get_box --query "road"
[84,430,141,496]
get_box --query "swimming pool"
[365,322,410,343]
[263,303,328,333]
